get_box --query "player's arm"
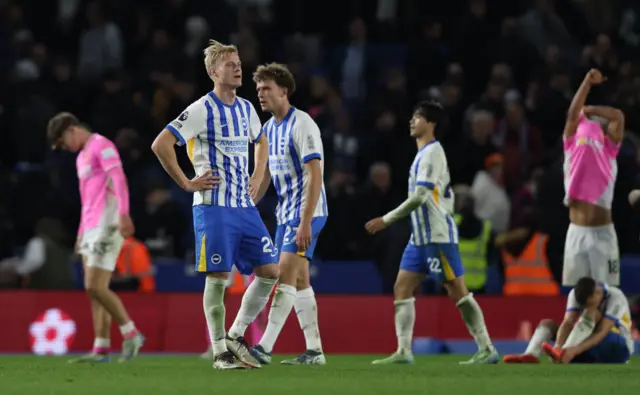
[152,102,215,192]
[583,105,625,144]
[383,148,441,225]
[572,315,616,355]
[296,118,324,224]
[248,104,269,202]
[564,69,601,138]
[98,143,130,218]
[555,290,582,347]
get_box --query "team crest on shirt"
[241,117,248,131]
[179,111,189,121]
[211,254,222,264]
[307,135,315,150]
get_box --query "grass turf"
[1,355,638,395]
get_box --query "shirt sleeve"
[96,138,123,172]
[248,102,263,143]
[416,147,442,189]
[294,116,323,163]
[565,290,581,312]
[604,289,626,324]
[165,99,206,146]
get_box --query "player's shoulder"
[236,96,257,113]
[292,109,319,130]
[606,285,626,301]
[181,94,210,115]
[91,134,116,150]
[420,140,444,158]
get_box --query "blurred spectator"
[471,153,510,233]
[452,109,498,185]
[77,1,123,82]
[112,237,156,292]
[0,218,73,289]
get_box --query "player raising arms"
[504,277,633,364]
[246,63,328,365]
[562,68,624,287]
[365,101,498,365]
[47,113,144,363]
[151,40,279,370]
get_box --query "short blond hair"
[203,40,238,78]
[253,63,296,97]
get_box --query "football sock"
[562,315,595,349]
[457,293,494,351]
[118,321,138,339]
[395,297,415,351]
[93,337,110,354]
[525,325,553,357]
[258,284,297,353]
[203,276,228,356]
[228,276,278,339]
[294,287,323,352]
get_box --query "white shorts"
[562,223,619,286]
[79,226,124,272]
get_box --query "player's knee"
[443,277,468,302]
[539,319,559,333]
[393,281,414,300]
[254,263,280,280]
[85,283,106,299]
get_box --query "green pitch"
[1,355,638,395]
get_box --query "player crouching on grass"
[504,277,633,364]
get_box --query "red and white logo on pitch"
[29,308,77,355]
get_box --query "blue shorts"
[400,243,465,282]
[193,205,278,274]
[571,331,630,364]
[274,217,326,261]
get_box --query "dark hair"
[414,100,444,125]
[47,112,81,148]
[253,63,296,97]
[574,277,597,306]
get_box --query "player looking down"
[151,40,279,370]
[562,69,624,287]
[247,63,328,365]
[47,112,144,363]
[365,101,498,365]
[504,277,633,364]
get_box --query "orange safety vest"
[502,233,560,296]
[115,238,156,292]
[227,271,245,294]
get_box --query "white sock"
[395,298,415,352]
[228,276,278,339]
[524,325,553,357]
[203,276,228,356]
[258,284,297,353]
[93,337,110,352]
[118,321,137,337]
[294,287,323,352]
[562,316,595,349]
[456,293,494,351]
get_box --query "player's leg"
[69,259,113,363]
[371,244,425,365]
[503,319,558,363]
[225,208,279,367]
[542,309,599,362]
[588,225,620,286]
[82,234,144,362]
[279,217,327,365]
[434,244,498,364]
[562,224,590,286]
[278,265,326,365]
[195,205,245,370]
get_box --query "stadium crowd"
[1,0,640,292]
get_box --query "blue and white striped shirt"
[265,107,328,225]
[166,91,262,207]
[408,140,458,245]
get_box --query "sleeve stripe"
[166,124,186,146]
[252,128,264,143]
[416,181,435,189]
[604,314,619,323]
[566,308,582,312]
[303,153,321,163]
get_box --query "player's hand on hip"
[365,217,387,235]
[185,170,220,192]
[296,221,312,252]
[119,214,135,238]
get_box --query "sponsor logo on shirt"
[100,147,116,160]
[170,120,183,129]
